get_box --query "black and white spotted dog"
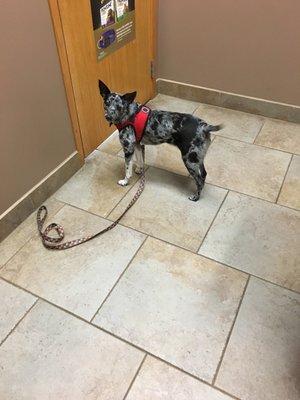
[99,80,222,201]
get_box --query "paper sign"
[90,0,135,61]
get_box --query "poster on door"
[90,0,135,61]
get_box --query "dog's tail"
[203,123,224,133]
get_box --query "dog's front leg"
[134,144,145,174]
[118,149,134,186]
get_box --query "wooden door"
[49,0,157,157]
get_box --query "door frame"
[48,0,158,161]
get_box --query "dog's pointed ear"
[122,91,137,103]
[98,80,110,99]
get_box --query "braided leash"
[37,172,145,250]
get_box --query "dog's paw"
[118,179,129,187]
[188,194,200,202]
[135,167,143,175]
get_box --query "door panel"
[56,0,156,156]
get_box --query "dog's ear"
[98,80,111,99]
[122,91,137,103]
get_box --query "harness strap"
[37,171,145,250]
[116,106,151,142]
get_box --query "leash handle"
[37,172,145,250]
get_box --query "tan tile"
[97,129,121,155]
[127,356,233,400]
[255,118,300,154]
[216,278,300,400]
[94,238,247,382]
[206,136,291,201]
[0,280,36,342]
[0,197,63,268]
[278,155,300,210]
[144,144,189,176]
[1,205,145,320]
[54,151,140,217]
[194,103,264,143]
[0,301,144,400]
[110,167,227,252]
[200,192,300,291]
[147,94,199,114]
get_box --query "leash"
[37,171,145,250]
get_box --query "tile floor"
[0,94,299,400]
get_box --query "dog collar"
[116,106,151,142]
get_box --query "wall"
[157,0,300,106]
[0,0,75,215]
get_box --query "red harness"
[116,106,151,142]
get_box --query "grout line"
[275,154,293,204]
[113,224,199,254]
[90,236,149,323]
[255,143,300,156]
[97,324,241,400]
[213,132,295,156]
[148,355,241,400]
[212,275,250,386]
[196,190,229,254]
[197,252,300,296]
[252,119,266,144]
[204,182,299,212]
[0,298,39,347]
[122,354,147,400]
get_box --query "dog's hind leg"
[134,144,145,174]
[183,158,206,201]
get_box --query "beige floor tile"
[278,155,300,210]
[97,129,121,155]
[110,167,227,252]
[0,197,63,268]
[127,356,233,400]
[200,192,300,291]
[0,279,36,342]
[1,205,145,320]
[206,136,291,201]
[144,144,189,176]
[194,103,264,143]
[216,277,300,400]
[147,94,199,114]
[94,237,247,382]
[0,301,144,400]
[54,151,140,217]
[255,118,300,154]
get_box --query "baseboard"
[156,79,300,123]
[0,151,82,242]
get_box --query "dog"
[98,80,222,201]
